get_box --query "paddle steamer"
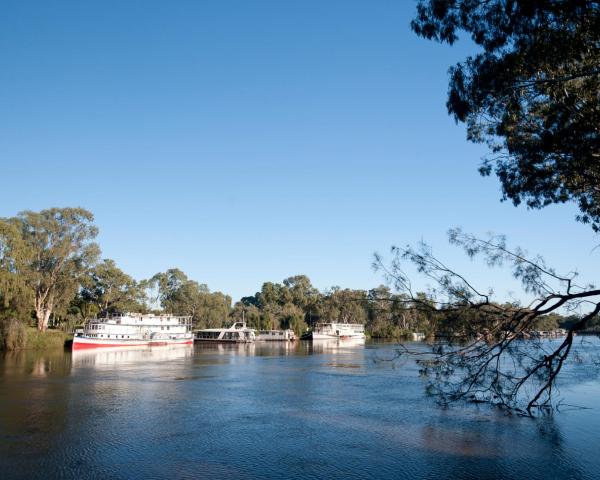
[303,322,365,340]
[72,313,193,349]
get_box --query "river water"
[0,338,599,479]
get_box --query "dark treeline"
[0,208,597,349]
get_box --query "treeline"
[0,208,596,349]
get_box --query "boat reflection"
[305,338,366,354]
[71,344,193,368]
[254,340,297,356]
[194,342,257,356]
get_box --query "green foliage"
[146,268,231,329]
[238,277,439,338]
[412,1,600,230]
[77,259,145,315]
[24,327,70,350]
[317,287,367,325]
[0,320,70,350]
[0,220,31,321]
[533,313,561,331]
[4,208,100,331]
[5,207,582,345]
[279,303,307,335]
[0,318,27,350]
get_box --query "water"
[1,338,599,479]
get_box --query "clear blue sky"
[1,0,597,302]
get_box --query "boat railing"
[86,314,192,325]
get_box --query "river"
[0,338,599,479]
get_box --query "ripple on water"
[0,340,599,480]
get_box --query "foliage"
[24,327,70,350]
[0,318,27,350]
[412,1,600,230]
[146,268,231,329]
[77,259,145,315]
[318,288,368,325]
[0,320,70,350]
[375,229,600,413]
[0,220,32,321]
[4,208,100,331]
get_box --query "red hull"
[72,339,193,350]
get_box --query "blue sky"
[1,0,597,302]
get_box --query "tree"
[279,303,308,335]
[0,220,31,321]
[412,1,600,230]
[5,208,99,331]
[147,269,231,328]
[318,287,368,325]
[375,229,600,414]
[78,259,145,315]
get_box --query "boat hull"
[310,333,366,340]
[72,336,193,350]
[194,338,253,344]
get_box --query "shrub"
[0,318,27,350]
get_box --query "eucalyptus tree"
[4,208,99,331]
[278,303,308,335]
[412,0,600,230]
[366,286,395,338]
[318,287,368,325]
[195,290,231,328]
[147,268,231,328]
[79,259,145,315]
[0,219,31,320]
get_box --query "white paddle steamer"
[72,313,193,350]
[305,322,365,340]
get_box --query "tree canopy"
[146,268,231,329]
[78,259,145,316]
[412,0,600,230]
[3,208,100,331]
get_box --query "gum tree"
[9,208,99,331]
[412,0,600,230]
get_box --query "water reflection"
[0,349,73,465]
[193,342,257,356]
[305,338,366,354]
[71,344,194,369]
[0,340,598,480]
[0,348,71,378]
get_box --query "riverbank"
[25,328,71,350]
[0,322,71,351]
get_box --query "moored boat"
[303,322,365,340]
[194,322,256,343]
[72,313,193,349]
[256,329,296,341]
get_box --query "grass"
[24,327,72,350]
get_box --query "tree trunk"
[35,293,54,332]
[35,298,45,332]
